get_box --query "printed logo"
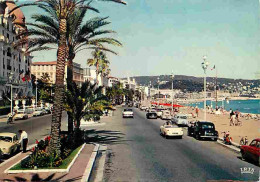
[240,167,255,174]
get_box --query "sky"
[19,0,260,79]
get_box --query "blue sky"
[20,0,260,79]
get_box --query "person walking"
[195,107,199,117]
[229,108,234,119]
[18,130,28,153]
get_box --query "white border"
[5,143,86,173]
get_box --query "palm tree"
[87,49,111,85]
[13,0,126,156]
[64,81,111,128]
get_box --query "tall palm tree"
[87,49,111,85]
[13,0,126,155]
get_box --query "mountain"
[125,75,260,92]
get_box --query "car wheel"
[196,134,200,140]
[179,136,182,139]
[241,150,247,160]
[213,138,217,141]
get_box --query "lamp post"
[35,80,38,108]
[201,55,209,121]
[8,72,14,114]
[171,71,174,115]
[157,77,160,107]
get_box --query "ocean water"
[188,99,260,114]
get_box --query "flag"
[211,65,216,70]
[22,69,31,82]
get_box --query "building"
[31,61,85,85]
[0,1,33,99]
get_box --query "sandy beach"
[180,107,260,144]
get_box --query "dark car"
[240,138,260,165]
[146,112,157,119]
[187,121,196,136]
[193,121,218,141]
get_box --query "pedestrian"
[229,108,234,119]
[18,130,28,153]
[195,107,199,117]
[235,109,240,126]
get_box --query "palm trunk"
[49,18,67,156]
[67,58,74,134]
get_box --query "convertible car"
[0,133,21,156]
[160,124,183,139]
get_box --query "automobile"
[146,111,157,119]
[32,108,45,117]
[140,106,148,111]
[160,124,183,139]
[193,121,218,141]
[13,110,29,120]
[0,133,21,156]
[187,121,196,136]
[172,114,189,126]
[155,109,164,118]
[240,138,260,165]
[44,107,52,114]
[161,110,171,120]
[122,108,134,118]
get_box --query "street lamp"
[171,71,174,115]
[35,80,38,108]
[201,55,209,120]
[8,72,14,114]
[157,77,160,107]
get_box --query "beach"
[180,107,260,144]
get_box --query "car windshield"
[124,109,132,112]
[0,136,12,142]
[164,125,177,128]
[17,111,24,114]
[201,124,214,129]
[180,116,187,119]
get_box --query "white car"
[161,110,171,120]
[160,124,183,139]
[13,110,29,120]
[172,114,189,126]
[156,109,163,118]
[122,108,134,118]
[0,133,21,156]
[33,108,45,117]
[140,106,148,111]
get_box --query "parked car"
[0,133,21,156]
[187,121,196,136]
[193,121,218,141]
[122,108,134,118]
[161,110,171,120]
[146,111,157,119]
[240,138,260,165]
[140,106,148,111]
[33,108,45,117]
[172,114,189,126]
[13,110,28,120]
[156,109,164,118]
[160,124,183,139]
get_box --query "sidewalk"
[0,144,95,181]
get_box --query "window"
[250,140,257,147]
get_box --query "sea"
[187,99,260,114]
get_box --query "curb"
[217,138,240,153]
[81,143,100,182]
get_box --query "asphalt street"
[87,107,259,182]
[0,112,68,145]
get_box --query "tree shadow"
[84,129,132,145]
[4,173,83,182]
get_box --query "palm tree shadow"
[84,129,132,145]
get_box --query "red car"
[240,138,260,165]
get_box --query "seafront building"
[0,1,33,99]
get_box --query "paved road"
[0,112,68,145]
[87,107,259,182]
